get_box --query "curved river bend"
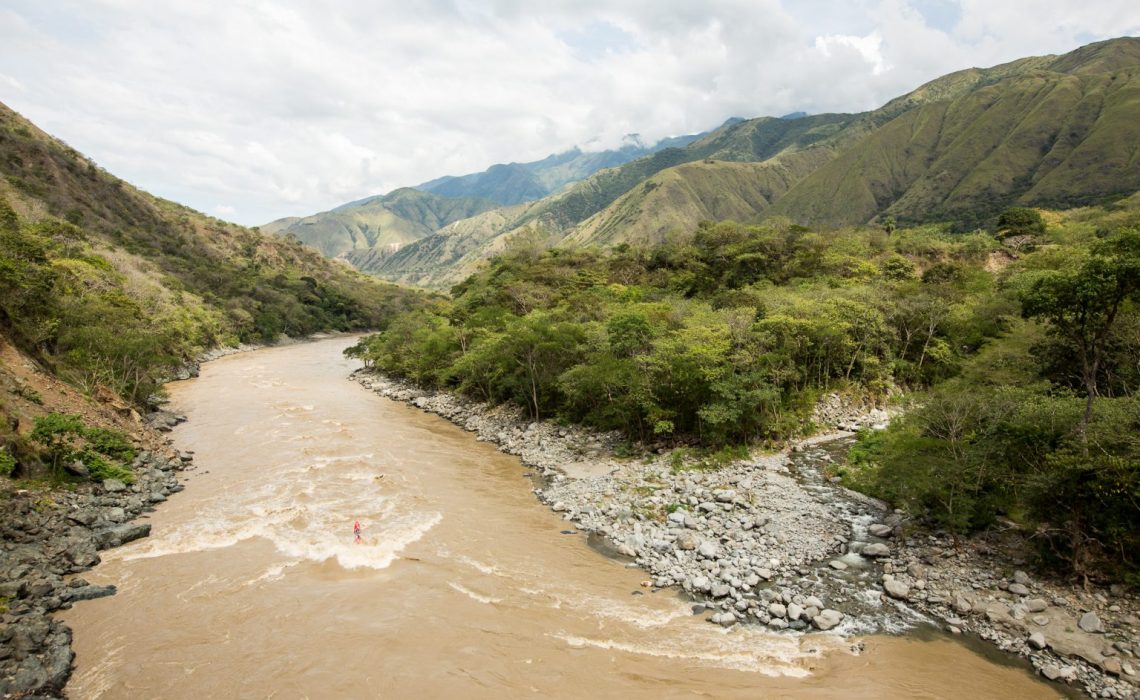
[62,337,1060,698]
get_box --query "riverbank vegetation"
[350,199,1140,580]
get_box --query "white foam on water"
[580,596,692,629]
[550,629,818,677]
[241,560,301,587]
[447,581,503,605]
[449,553,505,577]
[174,574,225,603]
[527,584,693,628]
[274,510,442,570]
[122,443,433,574]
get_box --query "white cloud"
[0,0,1138,225]
[815,32,888,76]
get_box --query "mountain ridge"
[364,36,1140,288]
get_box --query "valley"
[0,25,1138,700]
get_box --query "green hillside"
[263,187,499,259]
[773,38,1140,228]
[564,150,836,248]
[0,100,426,407]
[512,112,854,233]
[355,202,546,289]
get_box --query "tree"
[996,207,1046,238]
[1020,228,1140,448]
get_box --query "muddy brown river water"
[61,337,1062,698]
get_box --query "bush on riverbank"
[26,412,137,483]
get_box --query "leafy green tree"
[1020,228,1140,447]
[996,207,1046,238]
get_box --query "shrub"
[0,448,16,477]
[28,412,135,482]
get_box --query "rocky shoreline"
[354,371,1139,699]
[0,448,192,697]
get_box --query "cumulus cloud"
[0,0,1138,225]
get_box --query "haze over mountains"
[271,37,1140,289]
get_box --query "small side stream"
[783,436,931,634]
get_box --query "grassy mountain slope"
[0,100,425,406]
[772,38,1140,227]
[420,163,548,205]
[263,187,498,259]
[511,113,855,234]
[354,202,544,289]
[564,149,837,248]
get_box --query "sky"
[2,1,1139,226]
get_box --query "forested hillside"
[350,198,1140,580]
[0,101,427,481]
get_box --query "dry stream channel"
[62,337,1063,698]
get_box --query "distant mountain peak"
[620,133,648,149]
[412,127,712,206]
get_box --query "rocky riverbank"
[354,371,1138,699]
[0,448,191,697]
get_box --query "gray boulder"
[95,523,151,549]
[65,584,117,602]
[102,479,127,493]
[676,532,700,551]
[812,609,844,631]
[862,543,890,558]
[883,578,910,600]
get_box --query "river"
[61,337,1061,698]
